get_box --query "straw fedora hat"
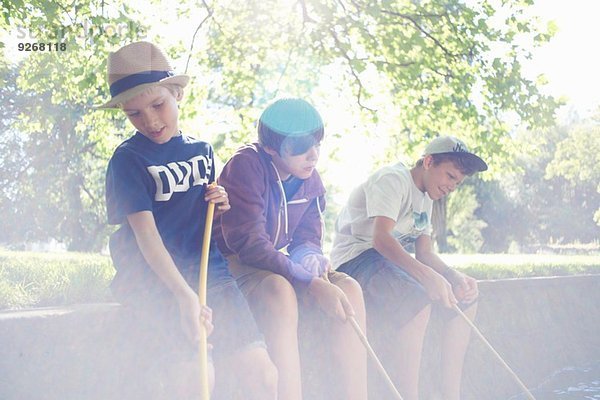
[96,41,189,109]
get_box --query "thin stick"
[198,183,216,400]
[322,273,403,400]
[452,305,536,400]
[348,316,404,400]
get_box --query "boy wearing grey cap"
[331,136,487,400]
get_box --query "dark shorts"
[338,248,432,332]
[113,247,265,370]
[338,248,475,330]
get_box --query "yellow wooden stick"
[452,304,536,400]
[198,183,216,400]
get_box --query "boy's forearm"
[373,231,435,283]
[128,212,193,300]
[414,236,450,275]
[137,233,192,298]
[416,252,446,272]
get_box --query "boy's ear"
[263,146,279,157]
[174,87,184,101]
[422,154,434,169]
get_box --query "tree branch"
[80,181,97,203]
[273,42,297,98]
[381,9,458,59]
[335,0,347,13]
[328,29,377,113]
[185,0,214,74]
[298,0,317,24]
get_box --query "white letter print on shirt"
[147,155,212,201]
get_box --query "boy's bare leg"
[162,357,215,398]
[208,362,215,395]
[440,302,477,400]
[390,305,431,400]
[331,276,368,400]
[231,346,278,400]
[246,274,302,400]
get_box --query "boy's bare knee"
[462,299,478,318]
[254,356,278,397]
[335,276,364,304]
[254,274,298,318]
[163,359,215,398]
[236,347,278,399]
[416,303,432,325]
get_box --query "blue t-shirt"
[106,132,216,295]
[282,176,303,200]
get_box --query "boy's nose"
[306,145,319,162]
[142,112,159,129]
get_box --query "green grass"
[0,250,114,310]
[0,250,599,310]
[444,253,600,279]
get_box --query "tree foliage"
[182,0,561,165]
[545,115,600,227]
[1,0,143,250]
[0,0,580,251]
[474,119,600,251]
[447,184,487,253]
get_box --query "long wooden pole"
[452,305,536,400]
[321,273,403,399]
[348,316,404,400]
[198,183,216,400]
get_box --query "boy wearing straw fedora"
[213,98,367,400]
[331,136,486,400]
[101,41,276,399]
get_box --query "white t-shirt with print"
[330,162,433,268]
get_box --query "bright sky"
[525,0,600,120]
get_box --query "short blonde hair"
[116,83,184,109]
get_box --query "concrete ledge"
[0,303,124,400]
[1,275,599,400]
[423,274,600,399]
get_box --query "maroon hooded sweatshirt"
[213,143,326,292]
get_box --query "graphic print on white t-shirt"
[408,174,432,237]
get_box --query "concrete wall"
[0,304,125,400]
[1,275,599,400]
[423,274,600,400]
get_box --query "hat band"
[109,70,174,97]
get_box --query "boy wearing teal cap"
[213,98,367,400]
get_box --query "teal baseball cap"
[259,98,323,137]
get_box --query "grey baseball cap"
[424,136,488,172]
